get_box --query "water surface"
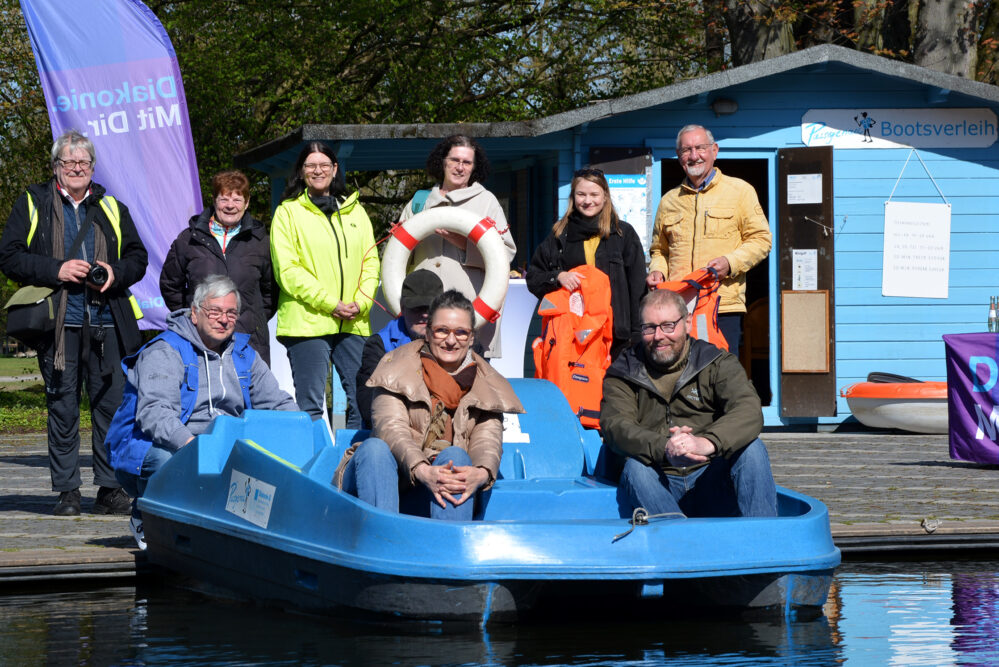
[2,560,997,666]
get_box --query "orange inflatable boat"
[840,373,948,434]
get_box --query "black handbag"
[3,214,92,348]
[4,285,58,346]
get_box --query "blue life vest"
[107,330,255,474]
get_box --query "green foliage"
[0,0,51,316]
[146,0,704,213]
[0,356,91,432]
[0,385,50,432]
[0,382,91,433]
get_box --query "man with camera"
[0,129,148,516]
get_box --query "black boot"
[54,488,82,516]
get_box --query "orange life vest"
[531,265,614,429]
[656,268,729,350]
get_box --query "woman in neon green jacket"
[270,143,380,428]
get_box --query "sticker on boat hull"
[225,469,276,528]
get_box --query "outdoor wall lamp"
[711,98,738,116]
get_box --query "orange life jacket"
[531,265,614,429]
[656,268,728,350]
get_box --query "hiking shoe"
[129,516,147,551]
[94,486,131,515]
[53,488,81,516]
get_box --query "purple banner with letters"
[944,333,999,464]
[20,0,201,329]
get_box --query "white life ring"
[382,207,510,329]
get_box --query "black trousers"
[38,325,124,491]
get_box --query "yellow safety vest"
[25,191,143,320]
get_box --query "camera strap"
[65,216,92,264]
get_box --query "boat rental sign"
[801,108,997,149]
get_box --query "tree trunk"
[854,0,886,51]
[913,0,978,77]
[724,0,795,65]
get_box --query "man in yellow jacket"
[646,125,772,356]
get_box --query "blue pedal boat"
[139,379,841,624]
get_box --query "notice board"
[781,290,830,373]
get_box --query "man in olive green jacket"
[600,288,777,518]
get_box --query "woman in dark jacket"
[160,170,277,364]
[526,168,646,359]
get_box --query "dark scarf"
[419,346,476,455]
[308,193,338,217]
[563,210,602,268]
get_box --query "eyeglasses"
[574,167,604,178]
[640,316,685,336]
[303,162,334,173]
[200,306,239,321]
[57,158,93,169]
[430,325,472,341]
[678,143,714,157]
[445,157,474,168]
[215,196,245,206]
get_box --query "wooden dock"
[2,429,997,584]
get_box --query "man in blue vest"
[110,274,297,549]
[0,129,148,517]
[356,269,443,428]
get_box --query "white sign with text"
[802,109,997,149]
[882,201,951,299]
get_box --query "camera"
[88,264,108,286]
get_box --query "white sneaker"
[129,515,147,551]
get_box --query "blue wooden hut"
[237,44,999,428]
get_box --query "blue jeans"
[283,333,364,429]
[341,438,479,520]
[619,438,777,518]
[115,443,174,519]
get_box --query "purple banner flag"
[944,333,999,464]
[20,0,201,329]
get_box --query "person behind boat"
[399,135,517,359]
[335,289,524,520]
[0,129,148,517]
[160,169,277,365]
[526,167,646,359]
[600,288,777,518]
[356,269,443,429]
[109,275,298,550]
[645,124,772,357]
[270,143,379,429]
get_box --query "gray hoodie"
[131,309,297,451]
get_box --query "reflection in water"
[952,571,999,665]
[0,562,997,666]
[836,561,999,666]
